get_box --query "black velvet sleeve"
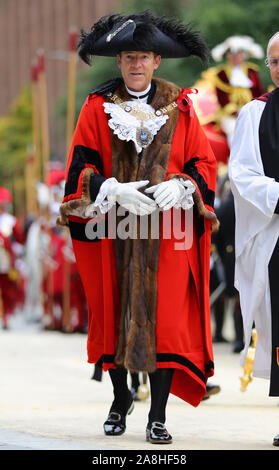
[89,173,107,201]
[183,157,215,209]
[64,144,105,201]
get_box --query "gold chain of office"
[108,93,178,121]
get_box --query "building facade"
[0,0,119,157]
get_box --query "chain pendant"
[136,126,154,148]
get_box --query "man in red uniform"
[211,35,264,146]
[41,168,88,332]
[58,11,218,444]
[0,187,25,328]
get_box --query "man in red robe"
[58,11,218,444]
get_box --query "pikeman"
[0,187,25,328]
[0,231,17,329]
[58,11,218,444]
[38,168,87,332]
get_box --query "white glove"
[107,180,157,216]
[145,179,185,211]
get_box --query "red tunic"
[62,88,217,407]
[215,65,264,108]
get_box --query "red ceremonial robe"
[59,78,217,407]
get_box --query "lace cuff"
[174,178,196,210]
[85,177,118,216]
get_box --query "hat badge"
[106,19,135,43]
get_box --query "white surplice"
[229,98,279,379]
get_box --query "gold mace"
[137,372,150,401]
[240,328,258,392]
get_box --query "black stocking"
[130,372,140,391]
[147,368,174,427]
[108,367,130,414]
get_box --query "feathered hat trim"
[211,35,264,62]
[78,10,209,65]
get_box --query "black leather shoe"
[202,383,221,401]
[232,339,244,353]
[273,434,279,446]
[146,422,172,444]
[103,393,134,436]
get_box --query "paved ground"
[0,318,279,453]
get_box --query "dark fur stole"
[110,78,181,372]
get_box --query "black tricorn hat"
[78,11,209,65]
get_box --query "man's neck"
[125,83,151,101]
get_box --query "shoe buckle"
[108,412,121,422]
[152,421,166,430]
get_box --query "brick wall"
[0,0,119,157]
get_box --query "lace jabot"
[103,100,169,153]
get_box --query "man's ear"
[116,54,121,69]
[154,55,161,70]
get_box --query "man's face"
[226,51,247,66]
[268,38,279,88]
[117,51,161,92]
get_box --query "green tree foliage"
[188,0,279,88]
[57,0,277,125]
[0,86,32,188]
[55,0,200,123]
[191,0,279,47]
